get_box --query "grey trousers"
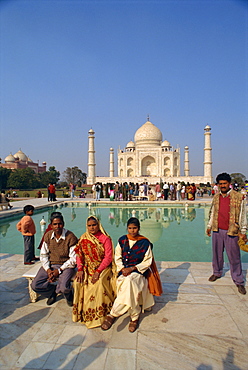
[31,265,76,299]
[23,235,35,263]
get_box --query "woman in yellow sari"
[72,216,116,328]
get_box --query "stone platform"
[0,253,247,369]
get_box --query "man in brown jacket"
[206,173,247,295]
[31,213,78,306]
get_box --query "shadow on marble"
[15,339,106,370]
[0,307,52,349]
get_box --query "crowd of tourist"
[91,181,210,201]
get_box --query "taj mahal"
[87,117,213,185]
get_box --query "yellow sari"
[72,216,116,328]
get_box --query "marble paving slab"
[41,343,81,369]
[155,291,222,305]
[104,348,136,370]
[140,302,242,338]
[15,341,55,368]
[137,331,248,370]
[159,267,195,284]
[219,294,248,339]
[72,347,108,370]
[56,325,87,346]
[162,282,216,295]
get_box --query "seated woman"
[72,216,116,328]
[101,217,155,333]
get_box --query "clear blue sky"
[0,0,247,180]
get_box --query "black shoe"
[47,291,57,305]
[65,292,73,307]
[31,257,40,262]
[208,274,221,282]
[66,298,73,307]
[237,285,246,295]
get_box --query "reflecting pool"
[1,203,247,263]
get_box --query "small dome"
[204,125,211,131]
[14,149,28,162]
[126,141,135,148]
[161,140,171,147]
[134,120,162,147]
[184,146,189,150]
[5,153,15,163]
[88,128,95,134]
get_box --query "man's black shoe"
[237,285,246,295]
[66,298,73,307]
[65,292,73,307]
[208,274,221,282]
[47,291,57,306]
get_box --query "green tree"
[0,167,12,189]
[63,166,87,186]
[38,166,60,187]
[7,168,39,189]
[230,173,246,186]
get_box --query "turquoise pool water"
[1,203,247,263]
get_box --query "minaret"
[87,129,96,185]
[204,125,212,180]
[109,147,114,178]
[184,146,189,176]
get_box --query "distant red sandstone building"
[0,149,46,174]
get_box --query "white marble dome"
[5,153,15,162]
[161,140,171,147]
[14,150,28,162]
[126,140,135,148]
[134,120,162,147]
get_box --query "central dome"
[134,120,162,147]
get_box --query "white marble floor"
[1,254,248,369]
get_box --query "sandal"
[101,315,115,330]
[128,319,139,333]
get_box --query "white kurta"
[110,240,154,321]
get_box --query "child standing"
[16,205,39,265]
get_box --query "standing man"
[95,182,101,201]
[176,181,181,201]
[114,181,120,201]
[31,213,78,305]
[70,183,75,198]
[206,173,247,295]
[163,182,169,200]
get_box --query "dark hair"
[50,213,64,224]
[50,211,62,222]
[1,190,5,194]
[23,205,34,214]
[87,216,98,223]
[216,172,231,184]
[127,217,140,229]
